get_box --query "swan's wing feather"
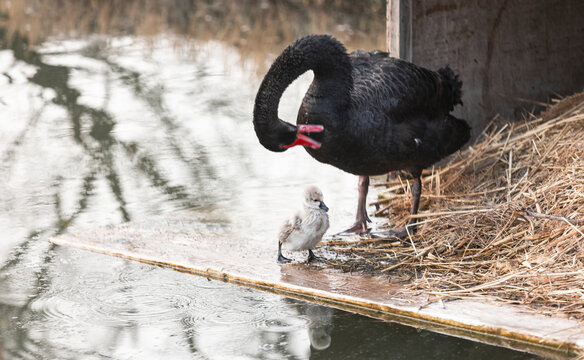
[350,51,448,119]
[278,214,302,244]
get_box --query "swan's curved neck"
[253,35,352,151]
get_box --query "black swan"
[253,34,470,236]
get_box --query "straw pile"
[321,93,584,319]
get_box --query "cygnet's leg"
[277,241,291,263]
[307,249,324,262]
[338,176,371,234]
[373,172,422,239]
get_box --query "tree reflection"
[0,235,56,359]
[4,30,225,221]
[0,27,228,359]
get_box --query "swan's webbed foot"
[307,249,324,262]
[371,227,408,239]
[371,222,418,239]
[337,175,372,235]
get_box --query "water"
[0,2,542,359]
[0,247,537,360]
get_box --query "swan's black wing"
[349,50,460,120]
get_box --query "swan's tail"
[438,66,463,111]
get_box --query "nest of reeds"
[321,93,584,319]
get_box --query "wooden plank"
[386,0,398,55]
[386,0,412,60]
[49,209,584,359]
[407,0,584,132]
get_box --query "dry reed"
[0,0,386,74]
[321,93,584,320]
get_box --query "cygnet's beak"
[283,124,324,149]
[319,201,329,212]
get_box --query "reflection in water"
[0,249,536,359]
[304,304,334,351]
[0,2,540,359]
[196,297,334,359]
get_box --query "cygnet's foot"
[278,254,292,263]
[307,249,325,262]
[336,221,370,235]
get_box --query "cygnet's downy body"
[278,186,330,263]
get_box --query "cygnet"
[278,186,329,263]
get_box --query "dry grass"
[322,93,584,319]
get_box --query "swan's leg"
[372,172,422,239]
[307,249,324,262]
[408,176,422,227]
[338,175,371,234]
[277,241,291,263]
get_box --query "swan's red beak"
[283,125,324,149]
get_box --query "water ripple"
[29,293,89,323]
[91,284,196,325]
[205,308,266,325]
[255,315,310,332]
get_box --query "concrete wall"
[399,0,584,135]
